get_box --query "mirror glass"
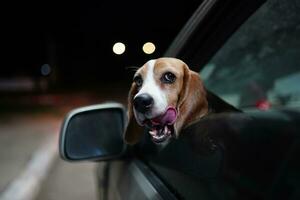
[60,104,126,161]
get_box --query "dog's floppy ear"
[175,64,209,136]
[124,83,143,144]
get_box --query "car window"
[140,0,300,200]
[200,0,300,110]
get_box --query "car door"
[104,160,177,200]
[104,0,300,199]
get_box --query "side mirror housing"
[59,102,126,161]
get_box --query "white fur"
[134,59,168,120]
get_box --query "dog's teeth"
[153,134,164,140]
[149,130,157,136]
[164,126,168,134]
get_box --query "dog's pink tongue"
[152,107,177,125]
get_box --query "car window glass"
[200,0,300,110]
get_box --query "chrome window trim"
[121,160,178,200]
[129,162,164,200]
[164,0,218,57]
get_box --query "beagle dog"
[124,57,240,145]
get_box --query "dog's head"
[124,57,208,144]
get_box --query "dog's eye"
[161,72,176,84]
[133,76,143,87]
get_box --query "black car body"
[60,0,300,199]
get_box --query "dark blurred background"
[0,2,200,200]
[0,0,201,114]
[1,1,199,91]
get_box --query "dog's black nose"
[133,94,154,113]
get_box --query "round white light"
[143,42,156,54]
[113,42,126,55]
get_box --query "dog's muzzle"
[133,94,178,144]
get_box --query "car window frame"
[164,0,266,71]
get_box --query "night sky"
[2,1,200,88]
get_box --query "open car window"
[139,0,300,200]
[200,0,300,110]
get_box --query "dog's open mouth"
[148,124,174,143]
[144,107,177,143]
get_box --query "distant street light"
[113,42,126,55]
[41,64,51,76]
[143,42,156,54]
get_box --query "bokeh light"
[112,42,126,55]
[142,42,156,54]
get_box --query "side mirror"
[59,102,127,161]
